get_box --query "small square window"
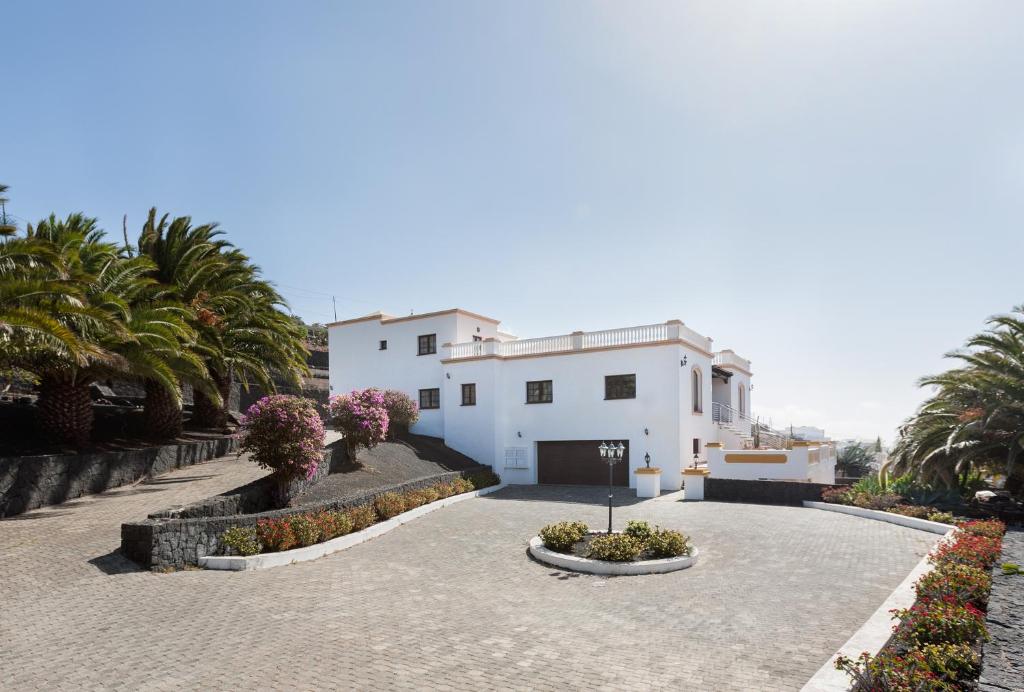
[461,383,476,406]
[526,380,553,404]
[379,340,387,350]
[419,388,440,409]
[418,334,437,356]
[604,374,636,400]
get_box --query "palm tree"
[891,306,1024,493]
[135,208,308,431]
[17,214,199,446]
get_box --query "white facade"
[328,308,821,490]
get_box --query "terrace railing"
[446,321,712,361]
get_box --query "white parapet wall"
[706,443,836,483]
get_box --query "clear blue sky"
[5,1,1023,441]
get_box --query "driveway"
[0,464,938,690]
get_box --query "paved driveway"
[0,462,938,691]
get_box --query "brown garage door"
[537,440,629,486]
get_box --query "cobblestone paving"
[0,471,939,691]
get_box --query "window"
[692,368,703,413]
[472,335,483,342]
[738,384,746,416]
[461,383,476,406]
[526,380,553,404]
[418,334,436,355]
[419,388,440,409]
[692,438,701,455]
[379,340,387,350]
[604,374,636,400]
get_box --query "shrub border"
[199,483,506,571]
[802,501,954,535]
[527,531,699,576]
[799,503,956,691]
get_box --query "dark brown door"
[537,440,629,486]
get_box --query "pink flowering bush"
[239,395,325,505]
[328,388,389,463]
[381,389,419,436]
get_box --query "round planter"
[528,532,699,576]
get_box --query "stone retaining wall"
[148,444,343,520]
[0,434,239,517]
[980,527,1023,691]
[121,468,485,570]
[704,477,840,506]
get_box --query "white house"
[328,308,833,490]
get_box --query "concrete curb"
[800,502,957,691]
[528,534,699,576]
[802,501,953,534]
[199,483,507,571]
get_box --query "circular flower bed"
[529,520,699,576]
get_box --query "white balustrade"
[445,321,704,360]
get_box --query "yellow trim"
[683,468,710,476]
[704,442,723,448]
[634,467,662,475]
[724,453,788,464]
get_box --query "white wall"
[706,445,835,483]
[329,313,472,438]
[444,343,688,489]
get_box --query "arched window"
[691,367,703,413]
[738,384,746,416]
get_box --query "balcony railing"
[446,321,712,361]
[712,350,752,372]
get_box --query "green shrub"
[928,511,955,524]
[221,526,260,556]
[289,514,321,547]
[916,564,991,609]
[820,486,852,504]
[402,489,429,508]
[373,492,407,520]
[957,519,1006,539]
[465,469,500,490]
[889,504,936,519]
[850,492,902,511]
[538,521,589,553]
[312,510,352,539]
[586,533,644,562]
[256,518,296,552]
[624,520,654,543]
[450,477,474,494]
[646,528,692,558]
[836,643,980,690]
[433,482,457,499]
[894,600,988,647]
[347,504,376,531]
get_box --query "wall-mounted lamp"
[445,373,451,379]
[750,384,754,391]
[644,428,649,436]
[680,355,688,367]
[476,326,481,333]
[644,452,651,468]
[517,431,522,438]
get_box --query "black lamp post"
[598,441,626,534]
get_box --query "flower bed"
[529,520,698,575]
[820,484,956,524]
[835,519,1006,690]
[219,469,500,557]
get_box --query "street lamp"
[598,441,626,534]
